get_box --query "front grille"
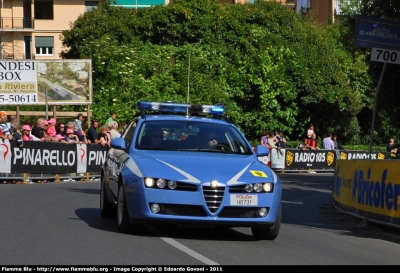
[155,204,207,216]
[219,207,269,218]
[202,186,225,213]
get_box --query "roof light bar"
[137,101,225,115]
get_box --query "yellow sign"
[249,170,268,177]
[334,160,400,218]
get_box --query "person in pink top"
[47,118,57,137]
[22,125,35,141]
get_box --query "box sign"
[355,16,400,51]
[0,59,92,105]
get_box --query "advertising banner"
[0,60,92,105]
[355,16,400,51]
[334,160,400,219]
[284,149,336,171]
[283,149,390,171]
[0,140,107,174]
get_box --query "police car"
[100,101,282,240]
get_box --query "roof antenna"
[186,50,190,118]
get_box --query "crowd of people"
[0,111,122,184]
[260,124,347,151]
[0,111,123,150]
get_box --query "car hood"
[132,150,275,185]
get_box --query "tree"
[60,0,368,143]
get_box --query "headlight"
[156,178,166,188]
[253,183,263,192]
[244,184,253,193]
[168,180,177,189]
[263,183,273,192]
[144,177,155,187]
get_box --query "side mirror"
[255,145,270,157]
[110,138,126,150]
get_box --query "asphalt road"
[1,173,400,265]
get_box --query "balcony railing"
[0,17,34,30]
[0,53,35,59]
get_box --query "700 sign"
[371,48,400,65]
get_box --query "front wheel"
[117,183,133,233]
[251,205,282,240]
[100,176,114,218]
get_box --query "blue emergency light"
[137,101,225,115]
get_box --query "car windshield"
[135,120,253,155]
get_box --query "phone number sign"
[0,59,92,105]
[0,61,38,105]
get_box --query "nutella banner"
[0,140,107,174]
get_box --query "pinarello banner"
[0,139,107,174]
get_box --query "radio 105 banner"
[0,59,92,105]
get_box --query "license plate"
[230,194,258,206]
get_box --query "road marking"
[282,200,303,204]
[160,237,219,265]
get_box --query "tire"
[251,205,282,240]
[117,183,133,233]
[100,176,114,218]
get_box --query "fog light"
[258,208,268,217]
[145,177,155,187]
[210,180,218,188]
[168,180,177,189]
[244,184,253,193]
[150,203,161,213]
[253,183,263,192]
[263,183,273,192]
[156,178,166,188]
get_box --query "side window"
[121,119,137,149]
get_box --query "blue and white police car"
[100,101,282,240]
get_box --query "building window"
[35,36,54,56]
[85,1,100,12]
[35,0,54,20]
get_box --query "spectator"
[260,131,271,148]
[108,121,121,140]
[65,129,79,144]
[179,132,187,141]
[74,113,84,137]
[9,115,18,129]
[105,111,116,125]
[56,122,67,138]
[267,131,278,149]
[297,138,309,150]
[47,118,57,137]
[307,132,319,150]
[276,130,287,149]
[166,131,179,140]
[32,117,52,142]
[10,123,23,147]
[307,124,314,139]
[87,119,100,144]
[22,125,35,141]
[332,134,345,150]
[386,138,397,153]
[66,121,84,143]
[0,112,14,141]
[322,133,334,150]
[23,119,41,141]
[98,125,111,147]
